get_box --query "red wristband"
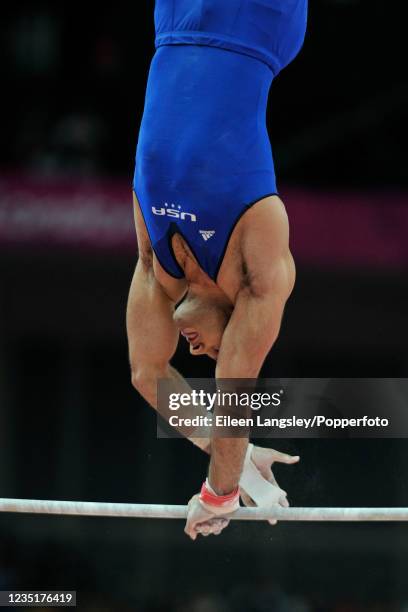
[199,479,240,510]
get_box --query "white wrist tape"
[239,443,284,506]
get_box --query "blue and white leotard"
[133,0,307,280]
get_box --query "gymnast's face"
[174,292,232,360]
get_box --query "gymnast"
[128,0,307,540]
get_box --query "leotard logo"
[152,202,197,222]
[199,230,216,241]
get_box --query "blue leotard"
[133,0,307,280]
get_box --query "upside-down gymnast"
[127,0,307,540]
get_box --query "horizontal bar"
[1,499,408,521]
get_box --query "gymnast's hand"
[240,445,299,525]
[184,494,231,541]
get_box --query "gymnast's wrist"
[199,478,240,515]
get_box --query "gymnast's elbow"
[130,362,168,398]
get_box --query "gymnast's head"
[173,289,233,360]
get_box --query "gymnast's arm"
[127,193,211,440]
[208,211,296,495]
[127,259,214,439]
[184,269,294,537]
[208,287,289,494]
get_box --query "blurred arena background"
[0,1,408,610]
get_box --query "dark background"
[1,1,408,611]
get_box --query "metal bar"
[1,499,408,521]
